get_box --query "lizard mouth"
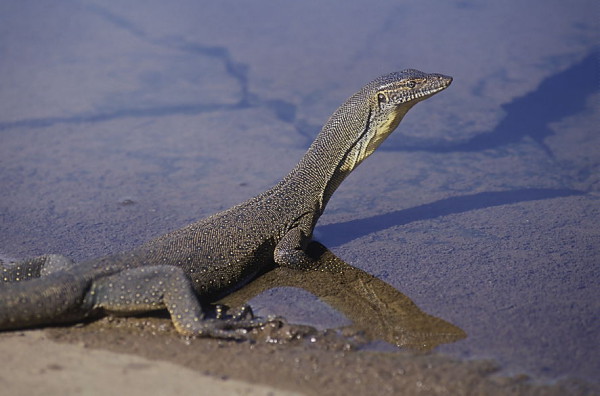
[401,75,452,104]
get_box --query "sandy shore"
[1,318,595,396]
[0,331,300,396]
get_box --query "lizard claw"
[214,304,255,321]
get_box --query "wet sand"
[1,323,594,396]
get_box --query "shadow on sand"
[319,188,584,247]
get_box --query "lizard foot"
[214,303,255,321]
[180,315,286,340]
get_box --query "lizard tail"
[0,273,92,330]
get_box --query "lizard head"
[338,69,452,174]
[293,69,452,214]
[338,69,452,173]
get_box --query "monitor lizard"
[1,69,452,339]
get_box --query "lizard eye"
[377,93,387,103]
[407,80,416,88]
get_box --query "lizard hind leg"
[89,265,271,340]
[1,254,75,283]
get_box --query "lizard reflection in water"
[1,69,453,340]
[222,241,466,350]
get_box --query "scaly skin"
[0,70,452,338]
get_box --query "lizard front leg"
[88,265,271,339]
[273,227,319,270]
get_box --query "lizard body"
[1,70,452,338]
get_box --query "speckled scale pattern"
[0,70,451,338]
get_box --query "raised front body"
[0,69,452,338]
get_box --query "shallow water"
[1,0,598,385]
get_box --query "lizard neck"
[274,95,372,228]
[268,70,452,234]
